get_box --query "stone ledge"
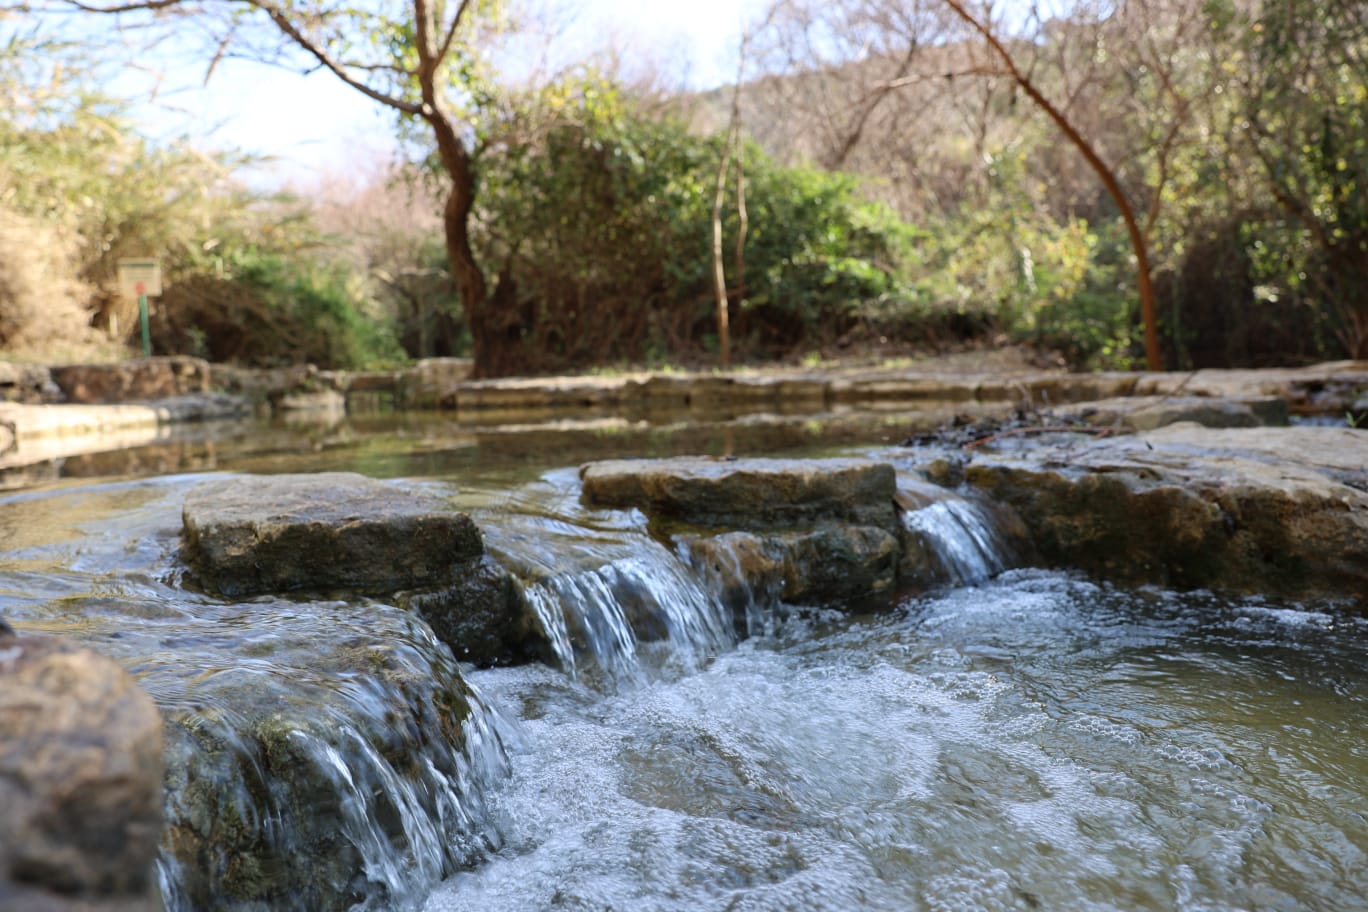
[181,473,483,597]
[580,456,899,532]
[955,424,1368,603]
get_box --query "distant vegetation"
[2,0,1365,375]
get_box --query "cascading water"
[424,572,1368,912]
[4,444,1367,912]
[468,469,736,685]
[901,495,1015,585]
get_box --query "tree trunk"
[426,107,530,377]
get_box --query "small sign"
[117,258,162,300]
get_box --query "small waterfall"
[148,608,516,912]
[476,476,735,686]
[900,490,1016,586]
[520,546,733,685]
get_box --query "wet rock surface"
[156,605,487,912]
[684,525,902,613]
[580,456,1023,614]
[951,424,1368,603]
[580,456,899,532]
[182,472,483,597]
[0,631,164,912]
[406,555,552,666]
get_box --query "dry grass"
[0,207,126,364]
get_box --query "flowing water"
[427,577,1368,912]
[1,415,1365,911]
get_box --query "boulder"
[959,424,1368,603]
[182,473,483,597]
[580,456,899,532]
[50,357,210,404]
[0,630,164,911]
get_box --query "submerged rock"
[0,632,164,911]
[182,472,483,597]
[959,424,1368,603]
[580,456,899,532]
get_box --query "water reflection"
[0,403,995,492]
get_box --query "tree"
[1235,0,1368,358]
[939,0,1164,370]
[48,0,521,375]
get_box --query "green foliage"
[0,29,404,367]
[1236,0,1368,357]
[894,149,1138,368]
[473,78,932,371]
[740,162,919,344]
[154,247,404,369]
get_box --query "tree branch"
[247,0,421,115]
[62,0,187,12]
[942,0,1163,371]
[435,0,474,65]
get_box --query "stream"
[1,412,1365,911]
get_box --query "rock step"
[181,472,483,597]
[958,424,1368,604]
[580,456,900,532]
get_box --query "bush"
[473,81,936,371]
[153,249,403,369]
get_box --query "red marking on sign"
[135,282,146,295]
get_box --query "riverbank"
[4,355,1367,487]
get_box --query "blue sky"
[124,0,766,187]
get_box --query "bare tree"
[743,0,1214,370]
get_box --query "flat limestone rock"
[960,424,1368,602]
[580,456,898,531]
[1068,395,1288,430]
[182,472,483,596]
[0,631,164,911]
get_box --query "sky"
[123,0,766,188]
